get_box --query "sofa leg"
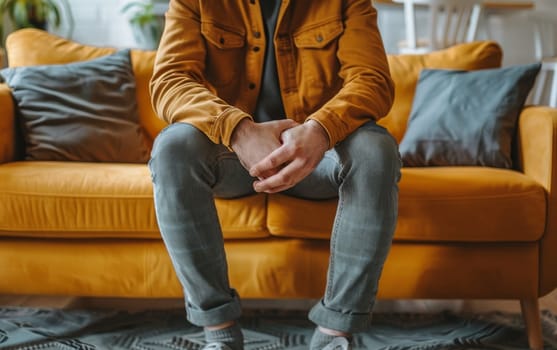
[520,298,544,350]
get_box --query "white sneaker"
[321,337,352,350]
[202,342,233,350]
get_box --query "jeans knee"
[149,123,220,186]
[151,123,212,165]
[348,125,399,163]
[339,123,401,181]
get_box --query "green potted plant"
[0,0,73,51]
[122,0,164,50]
[0,0,73,67]
[0,0,72,31]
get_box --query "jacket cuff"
[307,109,348,149]
[215,108,253,150]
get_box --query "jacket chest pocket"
[201,22,246,87]
[293,19,343,88]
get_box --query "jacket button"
[248,83,256,90]
[316,35,324,43]
[220,37,225,44]
[253,46,260,52]
[254,31,261,39]
[250,0,256,4]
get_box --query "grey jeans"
[148,121,401,333]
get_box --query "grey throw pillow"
[0,50,149,163]
[399,63,541,168]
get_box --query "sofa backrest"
[381,41,503,142]
[5,29,503,147]
[5,29,165,149]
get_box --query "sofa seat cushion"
[267,167,546,242]
[0,162,268,240]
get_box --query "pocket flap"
[293,20,343,49]
[201,22,246,49]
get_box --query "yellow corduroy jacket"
[150,0,395,149]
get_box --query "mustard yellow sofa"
[1,29,556,349]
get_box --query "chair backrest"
[524,1,557,108]
[402,0,483,53]
[529,60,557,108]
[530,0,557,61]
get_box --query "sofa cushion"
[381,41,503,143]
[267,167,546,242]
[5,29,167,146]
[399,63,541,168]
[1,50,150,163]
[0,162,268,240]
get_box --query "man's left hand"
[249,120,330,193]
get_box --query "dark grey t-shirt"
[253,0,286,123]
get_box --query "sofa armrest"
[0,83,16,164]
[517,106,557,296]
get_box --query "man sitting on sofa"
[148,0,401,349]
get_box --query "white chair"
[529,59,557,108]
[397,0,483,54]
[527,3,557,108]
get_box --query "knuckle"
[278,173,291,184]
[268,157,279,167]
[284,143,298,154]
[283,175,297,187]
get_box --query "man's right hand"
[230,118,299,179]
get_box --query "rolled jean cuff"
[308,299,373,333]
[185,291,242,327]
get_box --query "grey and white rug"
[1,307,557,349]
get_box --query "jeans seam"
[148,157,156,184]
[325,149,346,301]
[326,192,343,301]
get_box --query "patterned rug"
[1,307,557,349]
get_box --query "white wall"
[44,0,557,64]
[51,0,145,49]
